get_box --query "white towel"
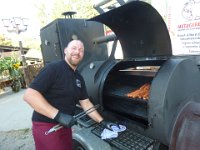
[111,125,126,132]
[101,125,126,139]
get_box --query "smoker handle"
[93,34,117,44]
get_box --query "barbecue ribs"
[126,83,150,100]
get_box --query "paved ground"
[0,88,33,131]
[0,88,35,149]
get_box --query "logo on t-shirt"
[76,79,81,88]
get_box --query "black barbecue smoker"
[71,1,200,150]
[40,14,108,68]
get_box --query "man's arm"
[23,88,58,119]
[79,99,103,123]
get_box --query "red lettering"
[177,21,200,29]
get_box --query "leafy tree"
[72,0,98,19]
[51,0,67,20]
[35,0,98,28]
[34,1,51,27]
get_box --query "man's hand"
[54,111,76,127]
[100,120,120,131]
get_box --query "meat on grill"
[126,83,150,100]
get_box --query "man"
[23,40,116,150]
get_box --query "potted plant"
[3,57,22,92]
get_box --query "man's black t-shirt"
[29,60,89,123]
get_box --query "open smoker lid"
[89,1,172,58]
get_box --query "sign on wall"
[167,0,200,55]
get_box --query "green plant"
[0,58,7,75]
[0,57,21,80]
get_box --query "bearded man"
[24,40,116,150]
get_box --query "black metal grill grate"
[92,124,154,150]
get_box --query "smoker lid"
[89,1,172,58]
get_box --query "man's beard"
[68,57,82,67]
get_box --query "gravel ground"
[0,128,35,150]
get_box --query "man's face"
[64,40,84,68]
